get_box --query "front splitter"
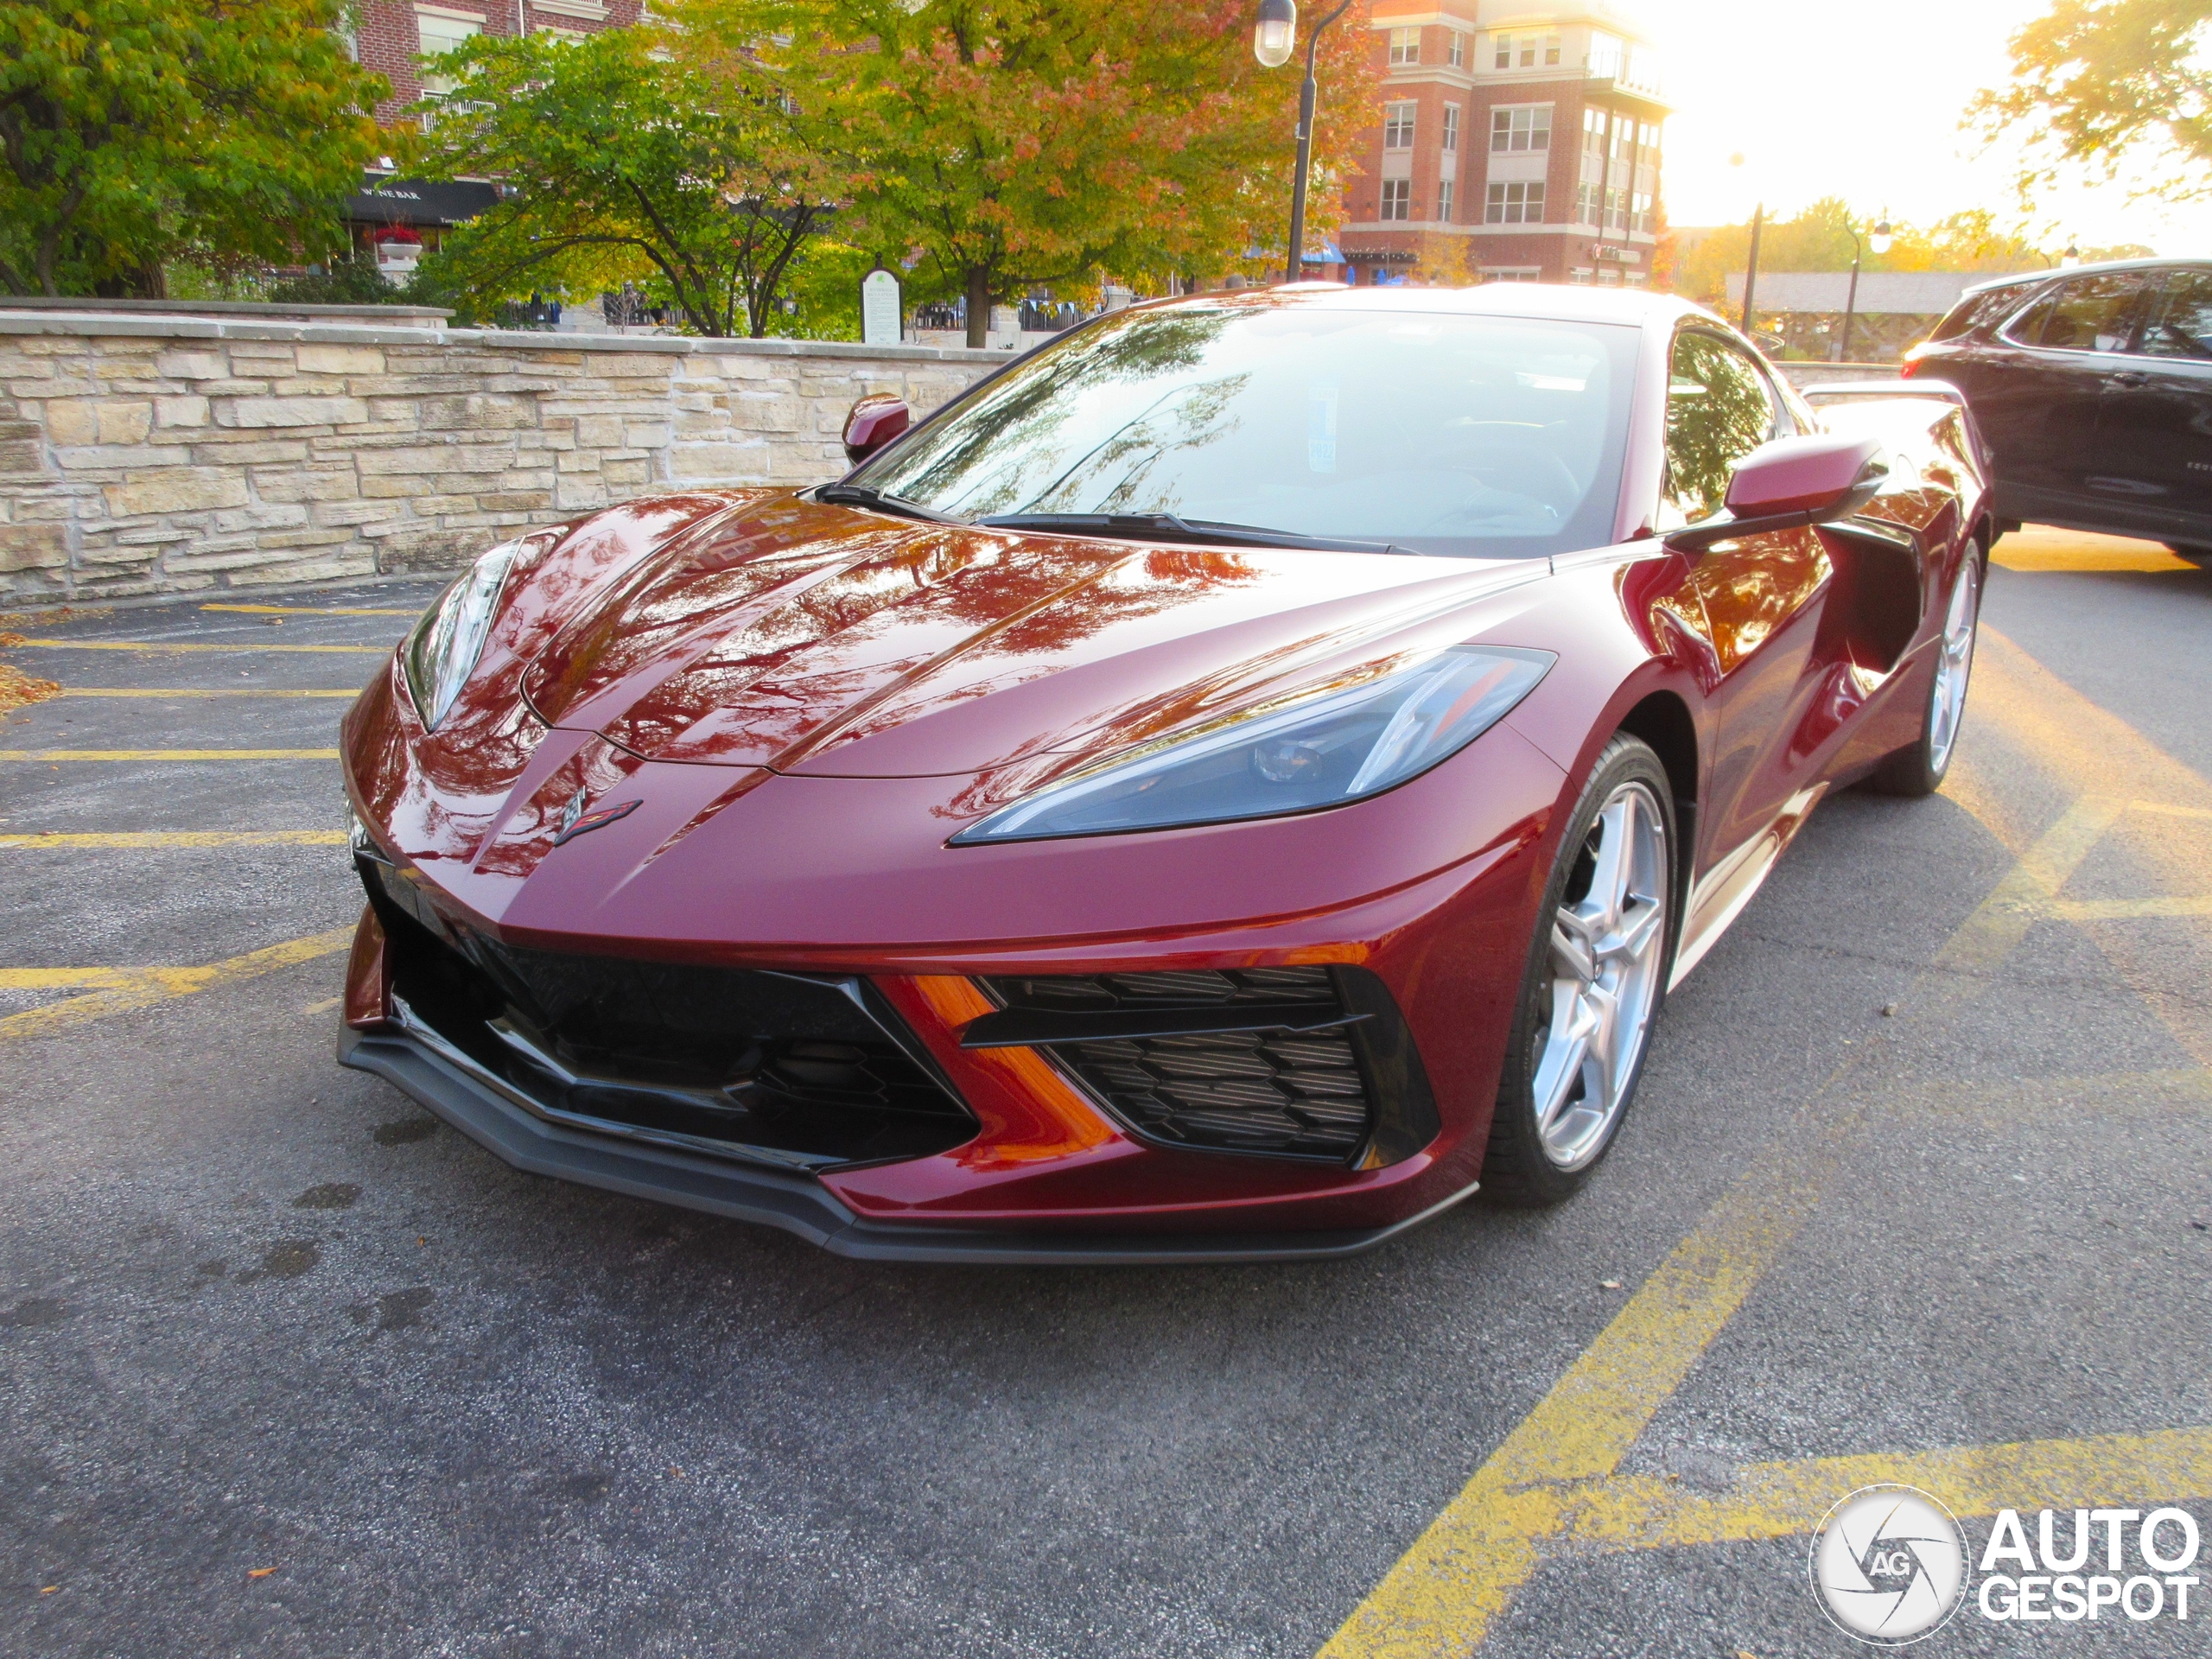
[338,1023,1476,1265]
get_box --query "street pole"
[1739,202,1763,334]
[1285,0,1354,285]
[1838,227,1864,363]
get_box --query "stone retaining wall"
[0,310,1003,603]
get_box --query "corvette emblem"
[551,793,643,847]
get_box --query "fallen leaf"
[247,1566,278,1579]
[0,663,61,715]
[1600,1279,1623,1290]
[39,1586,57,1594]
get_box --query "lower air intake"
[978,966,1438,1166]
[1059,1026,1370,1159]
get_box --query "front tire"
[1870,543,1982,798]
[1483,735,1675,1207]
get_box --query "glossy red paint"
[1724,434,1885,518]
[337,287,1993,1249]
[841,393,911,464]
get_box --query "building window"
[1381,180,1412,220]
[1481,267,1543,283]
[1446,30,1465,67]
[1439,178,1455,221]
[1544,34,1561,65]
[415,7,482,113]
[1485,181,1544,224]
[1389,27,1419,65]
[1442,106,1459,153]
[1494,34,1511,68]
[1568,268,1594,285]
[1491,105,1551,153]
[1383,102,1416,149]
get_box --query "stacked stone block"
[0,313,999,603]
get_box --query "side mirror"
[1667,435,1888,553]
[842,393,911,465]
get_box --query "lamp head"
[1255,0,1296,67]
[1869,219,1892,256]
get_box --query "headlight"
[950,645,1554,845]
[402,540,520,732]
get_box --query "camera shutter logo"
[1808,1484,1970,1644]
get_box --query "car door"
[1966,270,2154,522]
[1657,327,1834,864]
[2086,266,2212,546]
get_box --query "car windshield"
[848,301,1638,559]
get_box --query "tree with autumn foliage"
[1975,0,2212,205]
[0,0,388,296]
[680,0,1375,346]
[412,25,849,336]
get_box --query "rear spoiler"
[1800,379,1967,408]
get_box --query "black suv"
[1904,258,2212,562]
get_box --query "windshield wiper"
[815,483,964,524]
[974,512,1412,556]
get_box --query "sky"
[1648,0,2207,252]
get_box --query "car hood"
[518,493,1553,778]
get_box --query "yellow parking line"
[200,603,417,616]
[1319,795,2122,1659]
[0,831,349,849]
[55,688,360,699]
[0,927,356,1042]
[0,749,340,761]
[0,968,148,990]
[1561,1427,2212,1554]
[9,638,385,654]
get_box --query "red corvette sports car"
[337,286,1990,1262]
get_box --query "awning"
[343,175,501,229]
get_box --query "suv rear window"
[1930,283,2037,341]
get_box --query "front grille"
[979,966,1436,1166]
[365,863,976,1170]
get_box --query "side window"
[1661,333,1778,528]
[2017,272,2150,353]
[2140,270,2212,361]
[1931,283,2036,342]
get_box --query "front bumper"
[339,1018,1479,1264]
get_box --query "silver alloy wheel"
[1531,779,1669,1171]
[1927,555,1981,774]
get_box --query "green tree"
[686,0,1372,347]
[414,25,846,337]
[1976,0,2212,204]
[0,0,387,296]
[1674,201,2056,308]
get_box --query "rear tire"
[1870,543,1982,798]
[1483,735,1675,1207]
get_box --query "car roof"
[1961,255,2212,297]
[1130,283,1710,334]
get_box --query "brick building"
[1334,0,1668,288]
[339,0,647,266]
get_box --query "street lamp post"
[1836,217,1891,363]
[1728,153,1762,335]
[1255,0,1356,286]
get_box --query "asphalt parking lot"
[3,525,2209,1658]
